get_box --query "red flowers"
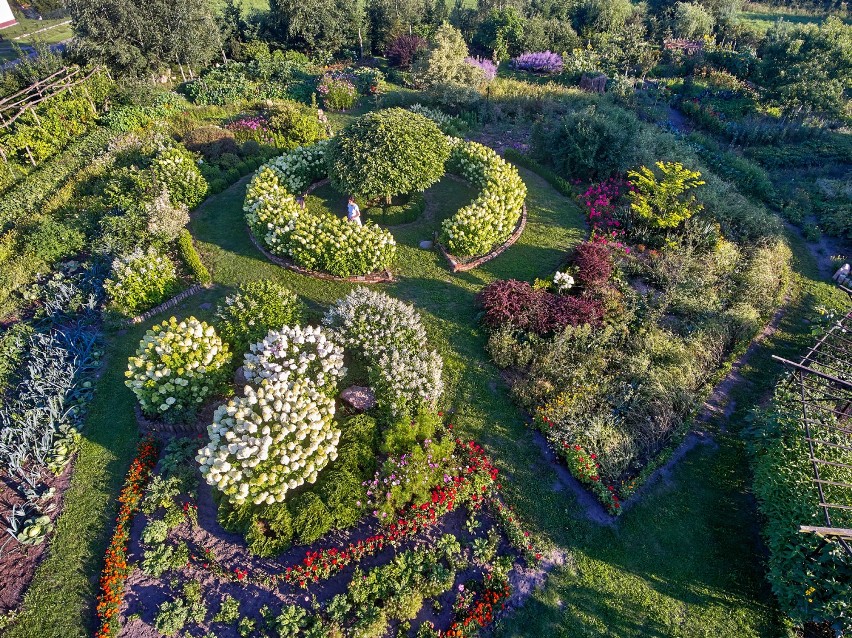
[94,437,160,638]
[442,576,512,637]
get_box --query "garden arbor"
[773,298,852,557]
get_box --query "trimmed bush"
[215,280,302,356]
[104,247,179,316]
[152,145,208,209]
[177,229,211,285]
[326,108,450,203]
[125,317,231,423]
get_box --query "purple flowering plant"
[465,56,498,81]
[511,51,563,74]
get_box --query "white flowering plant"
[324,288,444,416]
[152,145,208,209]
[145,187,190,242]
[441,139,527,258]
[243,325,346,395]
[215,280,303,356]
[125,316,232,423]
[244,144,396,277]
[553,271,575,293]
[197,377,340,506]
[104,246,179,315]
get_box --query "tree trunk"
[386,193,392,205]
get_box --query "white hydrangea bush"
[324,288,443,415]
[125,316,231,422]
[104,246,178,315]
[243,325,346,394]
[244,143,396,277]
[265,140,329,194]
[441,139,527,258]
[197,377,340,505]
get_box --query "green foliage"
[23,218,85,266]
[245,504,294,557]
[672,2,715,38]
[213,595,240,624]
[141,541,189,578]
[413,23,486,88]
[327,108,450,202]
[364,193,425,225]
[141,519,169,545]
[290,491,333,545]
[215,279,302,356]
[177,229,212,285]
[152,145,208,209]
[627,162,705,230]
[104,247,179,316]
[380,409,440,456]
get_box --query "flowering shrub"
[316,73,358,111]
[242,325,345,394]
[465,56,498,81]
[152,145,208,209]
[442,139,526,258]
[443,574,511,637]
[580,177,631,242]
[95,437,160,638]
[215,280,302,355]
[226,115,275,145]
[511,51,564,74]
[553,271,574,293]
[104,247,178,316]
[125,317,231,423]
[197,377,340,505]
[573,241,613,288]
[145,188,190,242]
[244,145,397,277]
[351,67,386,96]
[324,289,443,415]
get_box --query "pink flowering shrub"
[580,177,632,243]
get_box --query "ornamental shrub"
[243,325,345,394]
[267,101,329,149]
[104,247,179,316]
[413,23,486,88]
[324,289,444,416]
[316,73,358,111]
[244,503,294,557]
[290,491,334,545]
[215,280,302,356]
[152,145,208,209]
[197,377,340,506]
[177,229,212,285]
[511,51,564,74]
[573,241,613,288]
[441,139,527,258]
[261,140,329,194]
[326,108,450,204]
[386,34,428,69]
[145,188,190,242]
[125,317,231,423]
[627,162,705,230]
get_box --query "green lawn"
[9,154,800,636]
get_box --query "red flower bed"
[282,440,499,587]
[442,574,512,637]
[94,437,160,638]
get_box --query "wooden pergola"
[773,287,852,557]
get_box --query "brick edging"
[120,284,209,328]
[434,204,528,273]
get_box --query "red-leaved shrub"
[386,35,427,69]
[573,241,613,288]
[479,279,603,335]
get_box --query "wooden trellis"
[0,65,105,166]
[773,293,852,557]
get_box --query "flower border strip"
[119,283,208,328]
[94,437,160,638]
[434,204,527,273]
[246,178,395,283]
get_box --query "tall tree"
[265,0,366,54]
[69,0,219,77]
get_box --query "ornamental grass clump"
[126,317,231,423]
[243,325,345,394]
[442,139,527,258]
[324,288,443,416]
[197,377,340,506]
[511,51,563,74]
[104,247,178,316]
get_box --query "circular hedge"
[245,115,527,277]
[326,108,450,203]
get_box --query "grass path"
[9,165,800,637]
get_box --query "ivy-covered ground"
[11,155,834,636]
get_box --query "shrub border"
[434,204,528,273]
[245,178,396,283]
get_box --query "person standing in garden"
[347,196,362,226]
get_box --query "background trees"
[68,0,220,77]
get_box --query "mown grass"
[11,158,812,637]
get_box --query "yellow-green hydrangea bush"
[125,316,231,423]
[104,246,178,316]
[441,139,527,257]
[197,377,340,505]
[152,145,208,209]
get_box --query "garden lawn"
[11,164,809,637]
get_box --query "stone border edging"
[246,177,396,284]
[120,284,208,328]
[434,204,528,273]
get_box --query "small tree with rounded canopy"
[628,161,705,230]
[326,108,451,204]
